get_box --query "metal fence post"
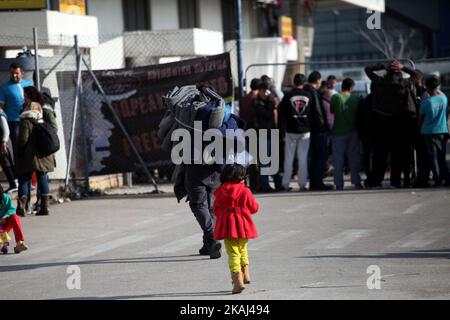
[236,0,245,98]
[33,28,40,91]
[64,35,83,193]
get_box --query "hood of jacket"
[20,109,43,122]
[214,182,246,205]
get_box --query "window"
[221,0,237,41]
[178,0,199,29]
[123,0,150,31]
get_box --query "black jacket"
[279,87,312,134]
[253,95,276,130]
[303,85,330,134]
[365,65,421,117]
[357,93,374,139]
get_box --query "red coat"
[213,182,259,240]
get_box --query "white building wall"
[87,0,124,38]
[90,36,125,70]
[0,11,98,48]
[226,38,298,96]
[150,0,179,30]
[198,0,222,31]
[341,0,385,12]
[88,0,125,70]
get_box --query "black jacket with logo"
[279,88,312,134]
[303,85,330,134]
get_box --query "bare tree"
[356,27,428,60]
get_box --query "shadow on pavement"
[55,290,232,300]
[297,249,450,260]
[0,255,211,273]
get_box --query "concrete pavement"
[0,188,449,300]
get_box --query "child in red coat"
[213,164,259,294]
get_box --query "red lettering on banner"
[122,130,161,157]
[129,98,139,117]
[120,100,132,118]
[112,101,122,117]
[122,139,131,158]
[141,132,152,153]
[148,95,157,113]
[181,65,192,76]
[132,136,143,153]
[194,63,204,73]
[138,96,148,114]
[151,130,160,150]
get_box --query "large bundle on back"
[158,85,247,202]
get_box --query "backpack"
[33,120,60,157]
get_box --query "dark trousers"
[185,165,220,246]
[390,115,416,187]
[7,121,19,150]
[414,132,431,186]
[18,171,50,199]
[0,151,16,189]
[360,135,373,183]
[309,133,330,187]
[247,164,262,192]
[423,134,450,185]
[258,134,282,191]
[369,114,416,187]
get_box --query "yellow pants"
[224,238,249,273]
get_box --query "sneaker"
[209,241,222,259]
[1,245,8,254]
[14,243,29,254]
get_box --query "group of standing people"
[240,61,449,192]
[0,62,59,254]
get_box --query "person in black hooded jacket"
[304,71,333,190]
[365,61,421,188]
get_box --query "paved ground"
[1,186,449,300]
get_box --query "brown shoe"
[242,265,251,284]
[231,272,245,294]
[14,243,29,254]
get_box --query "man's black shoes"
[209,241,222,259]
[199,241,222,259]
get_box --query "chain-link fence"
[0,30,239,192]
[1,29,449,192]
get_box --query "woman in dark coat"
[15,87,55,216]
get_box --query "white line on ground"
[69,234,153,259]
[402,203,424,215]
[22,210,191,259]
[138,233,202,255]
[249,231,302,251]
[306,229,373,250]
[282,203,322,213]
[389,228,450,248]
[300,282,326,288]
